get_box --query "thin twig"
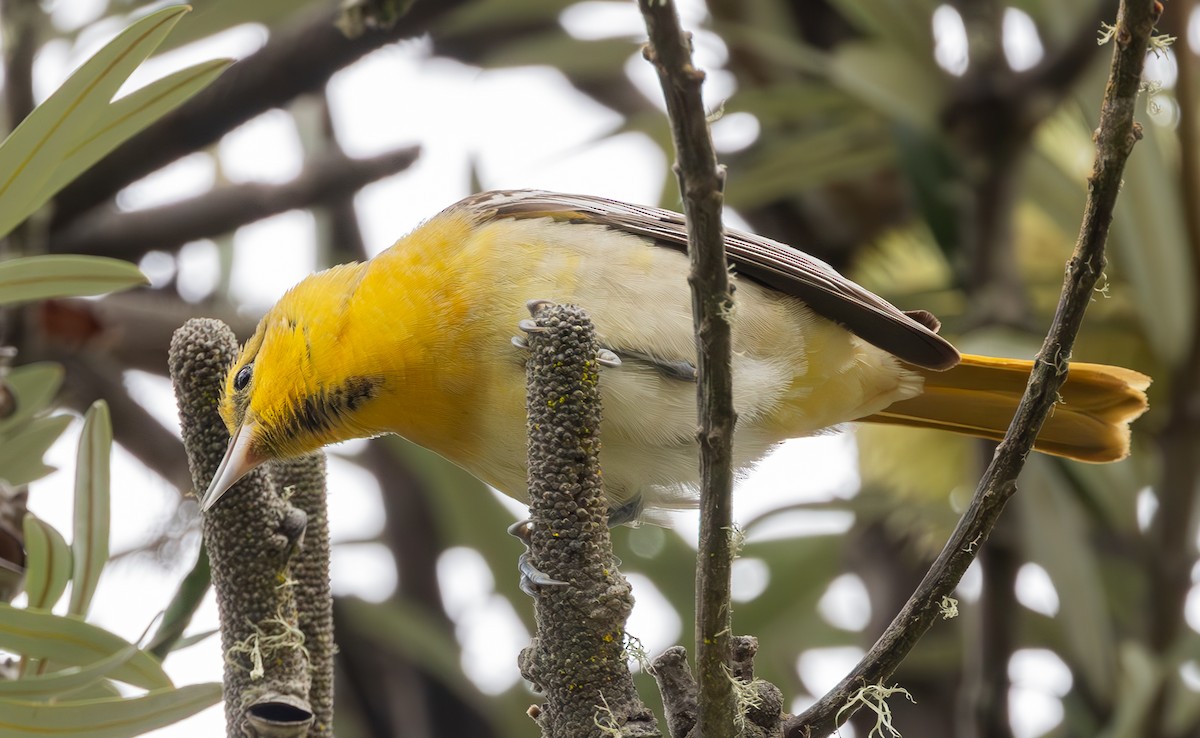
[637,2,737,737]
[785,1,1160,735]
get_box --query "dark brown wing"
[454,190,960,371]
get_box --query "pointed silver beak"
[200,423,265,512]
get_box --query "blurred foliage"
[0,0,1194,737]
[0,6,225,737]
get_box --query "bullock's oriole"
[201,190,1150,519]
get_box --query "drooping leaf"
[0,414,73,486]
[21,516,72,611]
[0,604,171,690]
[0,640,138,699]
[69,401,112,618]
[0,683,221,737]
[0,363,64,434]
[0,256,147,307]
[165,629,219,654]
[0,5,195,237]
[146,546,209,660]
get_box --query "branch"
[48,147,419,260]
[169,318,315,737]
[33,293,260,376]
[50,2,465,225]
[1,0,37,134]
[518,303,657,737]
[637,3,736,737]
[785,1,1160,734]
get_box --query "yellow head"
[201,262,382,510]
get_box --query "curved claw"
[518,318,547,334]
[508,519,568,596]
[518,551,568,595]
[507,519,533,542]
[512,335,528,350]
[596,348,622,367]
[525,299,556,316]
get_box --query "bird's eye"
[234,364,253,391]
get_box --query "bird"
[200,190,1150,522]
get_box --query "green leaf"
[0,604,171,690]
[0,363,64,434]
[0,256,147,307]
[21,516,72,611]
[0,5,194,237]
[0,641,138,699]
[69,401,112,618]
[0,683,221,737]
[166,629,218,654]
[141,0,305,53]
[0,414,73,486]
[146,547,209,660]
[37,58,233,213]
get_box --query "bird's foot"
[511,299,622,367]
[507,519,568,596]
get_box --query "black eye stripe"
[234,365,253,391]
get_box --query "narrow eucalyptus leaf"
[20,516,72,611]
[0,603,171,690]
[0,6,192,237]
[0,683,220,737]
[68,401,112,618]
[0,256,147,307]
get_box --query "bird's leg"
[619,349,697,381]
[606,495,644,528]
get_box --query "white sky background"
[10,2,1154,736]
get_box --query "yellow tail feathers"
[862,354,1151,462]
